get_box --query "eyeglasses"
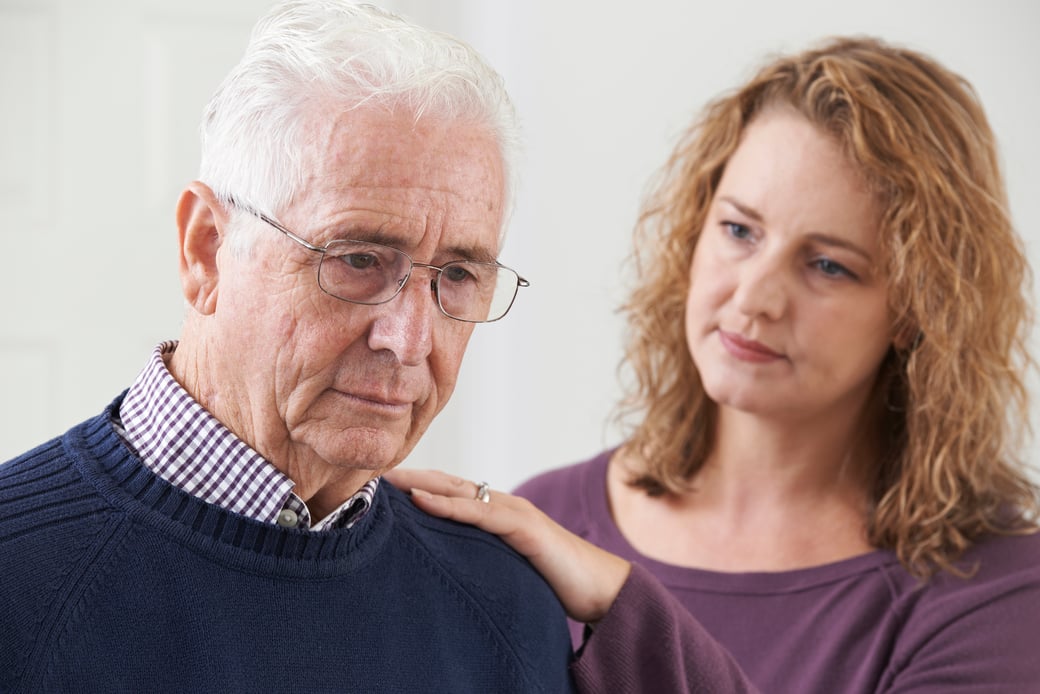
[233,202,528,323]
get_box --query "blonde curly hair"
[617,36,1039,577]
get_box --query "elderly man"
[0,2,574,692]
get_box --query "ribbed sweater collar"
[65,398,393,578]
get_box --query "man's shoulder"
[0,415,118,548]
[0,426,97,513]
[0,420,123,686]
[380,480,564,612]
[1,431,66,479]
[378,482,574,689]
[383,481,545,572]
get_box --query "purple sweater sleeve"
[571,562,759,694]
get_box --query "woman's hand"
[383,468,631,623]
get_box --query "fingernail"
[411,488,433,500]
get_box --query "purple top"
[516,449,1040,693]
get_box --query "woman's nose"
[733,254,789,320]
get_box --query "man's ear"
[176,181,227,315]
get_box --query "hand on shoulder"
[384,468,631,623]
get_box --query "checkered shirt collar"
[117,341,377,530]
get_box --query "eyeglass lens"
[317,240,520,322]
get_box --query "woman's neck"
[609,408,877,572]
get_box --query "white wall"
[2,0,1038,492]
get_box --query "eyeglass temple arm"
[255,212,326,254]
[226,196,326,254]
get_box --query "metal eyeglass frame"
[229,200,529,323]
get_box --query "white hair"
[199,0,520,245]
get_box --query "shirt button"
[277,509,299,528]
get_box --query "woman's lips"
[717,330,784,363]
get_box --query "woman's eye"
[813,257,855,279]
[723,222,752,240]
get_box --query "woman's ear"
[176,181,227,315]
[892,318,921,353]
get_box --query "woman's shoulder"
[513,449,615,530]
[975,527,1040,564]
[927,529,1040,593]
[877,530,1040,684]
[926,529,1040,587]
[886,530,1039,630]
[514,449,612,497]
[880,530,1040,613]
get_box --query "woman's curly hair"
[616,36,1039,578]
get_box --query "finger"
[384,468,467,494]
[409,487,524,536]
[408,486,630,621]
[385,468,493,502]
[386,469,525,508]
[410,490,559,562]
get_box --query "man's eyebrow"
[334,226,406,248]
[329,226,498,263]
[441,243,498,264]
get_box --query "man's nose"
[366,272,436,366]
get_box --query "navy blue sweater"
[0,400,575,693]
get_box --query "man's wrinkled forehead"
[287,105,506,257]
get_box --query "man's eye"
[442,264,476,283]
[342,253,377,270]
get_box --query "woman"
[387,36,1040,692]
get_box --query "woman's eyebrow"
[718,195,874,262]
[718,196,764,222]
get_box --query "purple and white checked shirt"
[116,341,376,531]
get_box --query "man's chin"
[315,427,410,472]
